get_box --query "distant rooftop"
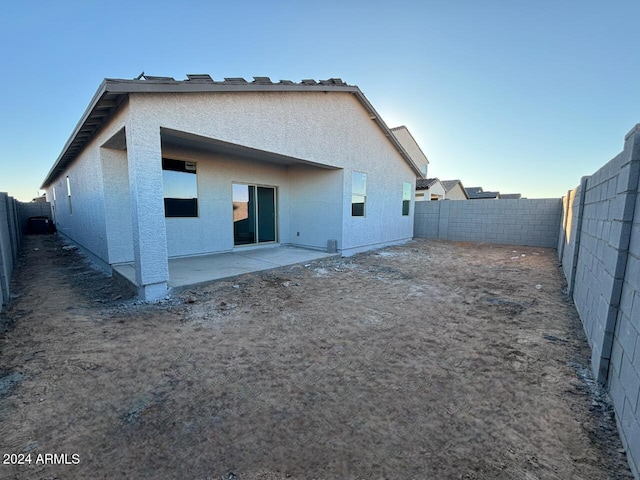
[465,186,500,199]
[499,193,522,199]
[441,179,463,192]
[464,187,522,199]
[416,178,440,190]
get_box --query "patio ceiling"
[160,128,340,169]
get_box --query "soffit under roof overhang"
[160,128,340,169]
[41,76,424,189]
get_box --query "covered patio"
[112,245,338,290]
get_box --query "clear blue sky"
[1,0,639,201]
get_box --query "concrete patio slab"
[112,245,338,290]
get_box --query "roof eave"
[390,125,430,169]
[41,78,424,188]
[458,180,469,199]
[41,80,111,189]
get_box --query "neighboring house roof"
[465,186,500,199]
[416,178,440,190]
[440,179,469,199]
[41,74,423,188]
[390,126,429,174]
[441,180,462,192]
[499,193,522,199]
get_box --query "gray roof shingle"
[499,193,522,199]
[416,178,439,190]
[441,179,462,192]
[465,186,500,199]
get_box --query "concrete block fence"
[558,124,640,478]
[0,193,52,313]
[0,193,20,312]
[413,197,562,247]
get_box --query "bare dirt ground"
[0,234,633,479]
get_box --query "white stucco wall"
[341,162,415,255]
[416,182,446,201]
[46,103,130,265]
[430,182,446,200]
[158,150,346,257]
[160,145,293,257]
[48,89,417,276]
[128,91,416,256]
[103,143,346,261]
[390,126,429,171]
[124,109,170,294]
[101,146,133,264]
[288,165,343,251]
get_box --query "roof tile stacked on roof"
[147,75,349,87]
[185,74,213,81]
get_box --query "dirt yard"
[0,235,633,479]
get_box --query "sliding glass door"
[233,184,277,246]
[256,186,276,243]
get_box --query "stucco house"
[415,178,446,201]
[390,126,429,177]
[41,74,423,300]
[441,180,469,200]
[388,126,441,202]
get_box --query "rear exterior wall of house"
[46,90,416,266]
[126,91,416,258]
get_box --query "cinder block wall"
[414,198,562,247]
[558,124,640,479]
[558,186,582,286]
[0,195,50,313]
[0,193,20,313]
